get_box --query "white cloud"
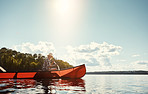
[11,41,148,71]
[133,61,148,66]
[12,41,55,56]
[86,61,148,72]
[132,54,140,57]
[117,59,127,62]
[131,61,148,70]
[62,42,122,70]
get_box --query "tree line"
[0,47,73,72]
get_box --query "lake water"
[0,75,148,94]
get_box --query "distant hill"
[86,71,148,75]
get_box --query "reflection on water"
[84,75,148,94]
[0,78,85,94]
[1,75,147,94]
[39,79,85,94]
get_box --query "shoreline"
[86,71,148,75]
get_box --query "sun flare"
[54,0,70,15]
[46,0,85,38]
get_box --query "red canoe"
[0,64,86,79]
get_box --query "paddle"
[0,66,6,72]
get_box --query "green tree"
[0,48,73,71]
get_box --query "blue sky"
[0,0,148,71]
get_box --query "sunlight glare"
[46,0,86,45]
[50,0,84,36]
[54,0,70,16]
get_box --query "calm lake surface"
[0,75,148,94]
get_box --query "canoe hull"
[0,64,86,79]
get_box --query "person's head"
[47,53,53,59]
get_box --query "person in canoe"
[42,53,60,71]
